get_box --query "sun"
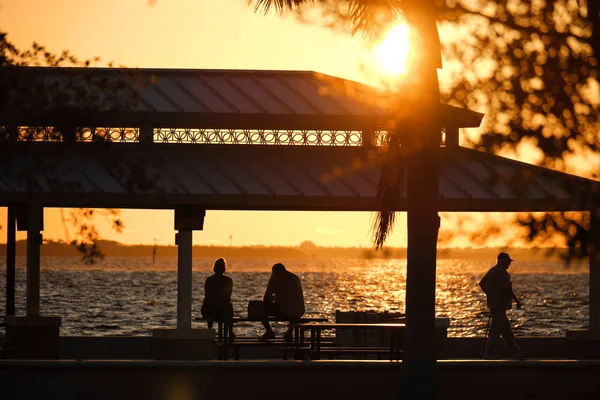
[374,23,411,76]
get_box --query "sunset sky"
[0,0,526,248]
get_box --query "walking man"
[479,252,524,359]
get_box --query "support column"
[4,204,60,359]
[444,126,459,148]
[26,204,43,316]
[361,128,376,147]
[5,205,16,315]
[402,4,442,398]
[58,125,76,143]
[139,126,154,144]
[9,125,18,142]
[566,207,600,358]
[176,230,193,330]
[151,207,214,360]
[590,208,600,332]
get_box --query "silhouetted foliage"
[437,1,599,261]
[0,32,150,263]
[251,1,600,261]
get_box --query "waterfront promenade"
[1,358,599,399]
[2,333,600,399]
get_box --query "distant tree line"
[0,239,567,261]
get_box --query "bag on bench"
[247,300,265,320]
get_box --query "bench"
[281,345,403,360]
[195,316,327,360]
[299,322,406,360]
[0,323,6,358]
[229,339,288,360]
[315,347,402,360]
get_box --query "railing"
[0,126,449,147]
[0,126,140,143]
[153,128,364,146]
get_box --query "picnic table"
[297,322,406,360]
[195,315,327,360]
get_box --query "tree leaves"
[0,31,147,264]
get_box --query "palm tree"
[252,1,443,397]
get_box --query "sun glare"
[374,23,411,76]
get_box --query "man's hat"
[497,252,514,262]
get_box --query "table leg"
[217,321,223,360]
[222,321,229,361]
[292,326,303,361]
[310,328,316,360]
[392,329,401,360]
[389,331,394,361]
[315,330,322,360]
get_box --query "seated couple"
[200,259,305,342]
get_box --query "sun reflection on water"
[0,257,589,338]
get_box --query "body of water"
[0,256,589,338]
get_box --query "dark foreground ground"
[2,335,599,399]
[1,358,599,400]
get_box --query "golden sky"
[0,0,516,248]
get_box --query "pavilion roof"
[2,67,483,130]
[0,143,596,212]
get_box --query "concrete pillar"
[151,208,213,360]
[26,204,43,316]
[590,209,600,332]
[176,230,193,330]
[139,126,154,144]
[5,205,16,315]
[361,128,376,147]
[59,125,76,143]
[3,204,60,359]
[9,125,18,142]
[444,126,459,147]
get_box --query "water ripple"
[0,257,589,338]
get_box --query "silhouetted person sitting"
[260,263,305,341]
[479,252,524,359]
[201,258,234,339]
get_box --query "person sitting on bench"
[260,263,305,341]
[201,258,234,339]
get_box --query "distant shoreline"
[0,239,570,261]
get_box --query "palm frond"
[372,131,405,249]
[252,0,412,38]
[252,0,313,14]
[347,0,405,37]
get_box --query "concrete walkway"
[1,359,599,399]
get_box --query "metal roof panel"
[284,75,349,115]
[2,144,596,212]
[157,157,217,195]
[148,74,208,113]
[210,156,275,196]
[226,75,293,114]
[230,156,301,196]
[184,157,247,195]
[140,86,182,112]
[443,163,496,199]
[311,77,381,116]
[173,75,235,113]
[439,175,470,199]
[460,159,515,199]
[199,75,266,114]
[74,152,129,193]
[6,67,484,130]
[484,162,548,199]
[257,75,317,115]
